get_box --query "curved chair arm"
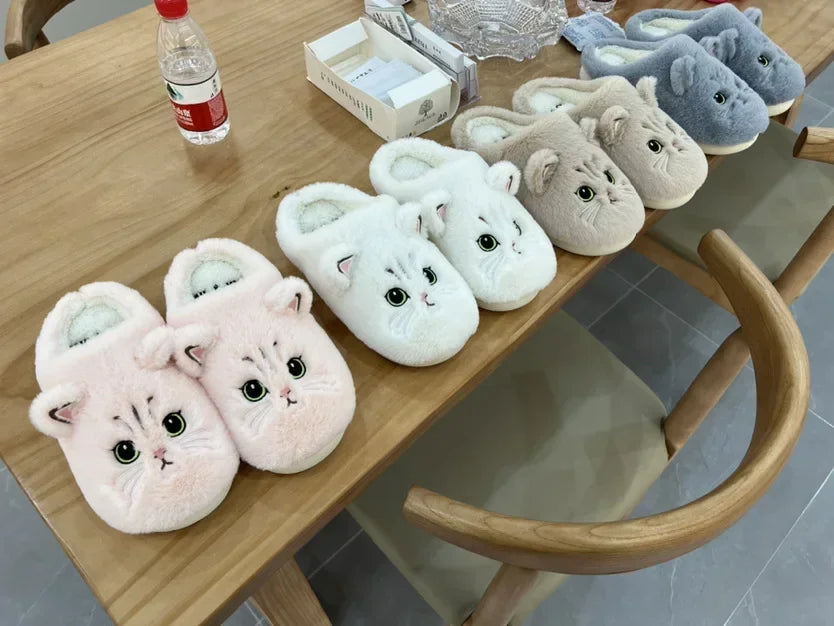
[5,0,74,59]
[794,127,834,165]
[403,229,810,575]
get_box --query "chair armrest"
[5,0,74,59]
[403,229,810,575]
[794,127,834,164]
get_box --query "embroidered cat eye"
[604,171,615,184]
[241,379,268,402]
[287,356,306,379]
[113,440,139,464]
[757,54,770,67]
[647,139,663,154]
[513,221,522,236]
[385,287,409,307]
[477,234,499,251]
[576,186,595,202]
[713,92,727,105]
[162,411,186,437]
[422,267,437,285]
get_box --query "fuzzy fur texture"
[164,239,355,474]
[30,282,239,534]
[581,35,769,150]
[512,76,708,209]
[451,107,645,256]
[369,138,557,310]
[625,4,805,108]
[276,184,479,366]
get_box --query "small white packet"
[563,13,626,51]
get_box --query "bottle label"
[164,70,228,132]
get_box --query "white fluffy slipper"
[164,239,356,474]
[276,184,479,367]
[369,138,557,311]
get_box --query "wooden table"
[0,0,831,624]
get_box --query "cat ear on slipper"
[276,183,479,366]
[369,138,556,312]
[30,282,239,534]
[164,238,356,475]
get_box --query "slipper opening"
[466,116,526,148]
[640,16,693,37]
[190,259,243,300]
[67,301,125,348]
[527,87,585,115]
[597,44,654,66]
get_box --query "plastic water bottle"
[155,0,230,144]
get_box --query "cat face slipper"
[276,184,479,366]
[30,282,239,534]
[512,76,708,210]
[625,5,805,116]
[580,35,770,155]
[369,138,557,311]
[451,107,645,257]
[163,239,355,474]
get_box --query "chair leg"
[463,564,538,626]
[632,234,734,313]
[779,93,804,130]
[252,558,331,626]
[772,206,834,302]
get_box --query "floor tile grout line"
[632,264,659,288]
[633,285,722,349]
[245,600,263,623]
[816,107,834,128]
[586,284,637,330]
[607,260,657,287]
[810,408,834,431]
[307,528,364,582]
[721,464,834,626]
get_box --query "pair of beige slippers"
[452,75,710,256]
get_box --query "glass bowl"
[427,0,568,61]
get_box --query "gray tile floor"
[2,5,834,625]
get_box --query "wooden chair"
[4,0,75,59]
[347,230,810,625]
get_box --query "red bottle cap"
[154,0,188,19]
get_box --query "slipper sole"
[767,99,795,117]
[698,135,758,155]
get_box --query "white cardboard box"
[304,17,460,141]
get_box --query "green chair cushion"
[349,311,669,624]
[652,122,834,281]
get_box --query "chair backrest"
[403,229,809,579]
[794,126,834,165]
[5,0,75,59]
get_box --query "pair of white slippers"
[30,239,355,534]
[276,139,558,367]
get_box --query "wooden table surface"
[0,0,831,624]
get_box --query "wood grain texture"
[463,564,538,626]
[403,230,811,575]
[251,560,331,626]
[4,0,74,58]
[794,126,834,164]
[0,0,829,624]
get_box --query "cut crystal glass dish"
[427,0,569,61]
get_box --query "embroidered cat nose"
[512,241,521,254]
[421,293,428,304]
[153,446,166,459]
[279,386,292,398]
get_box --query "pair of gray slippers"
[581,4,805,155]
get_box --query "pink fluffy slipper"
[163,239,356,474]
[30,282,240,534]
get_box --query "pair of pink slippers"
[29,239,355,534]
